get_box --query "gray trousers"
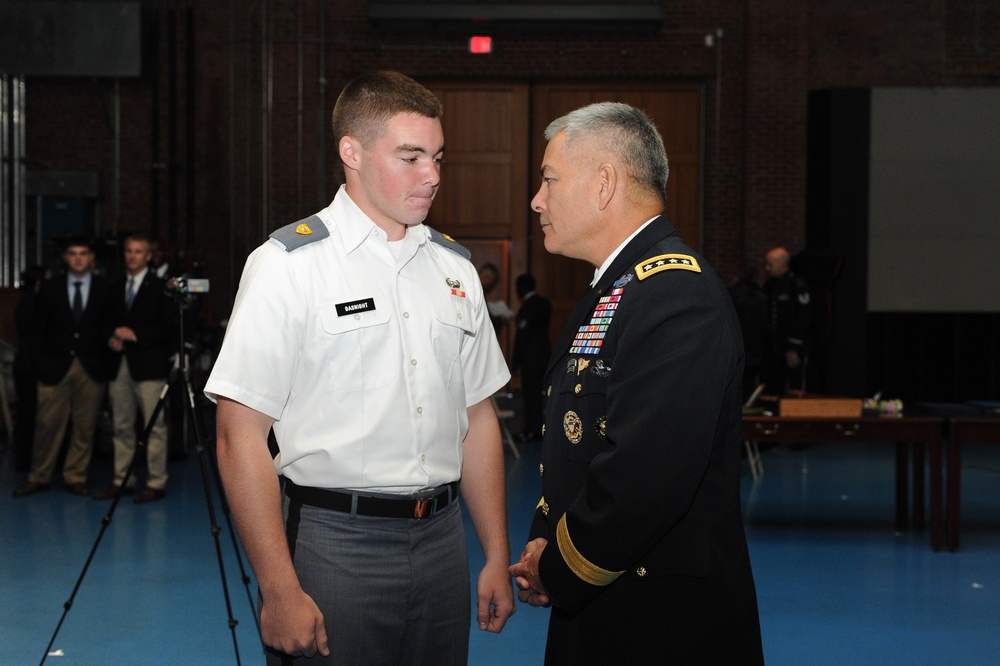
[266,492,470,665]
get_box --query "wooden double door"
[425,81,704,357]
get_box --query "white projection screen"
[868,87,1000,312]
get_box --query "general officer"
[206,71,514,665]
[509,102,764,664]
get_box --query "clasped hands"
[508,537,551,608]
[108,326,137,352]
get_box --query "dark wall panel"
[0,1,142,77]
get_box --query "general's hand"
[260,588,330,658]
[508,538,551,607]
[476,560,516,633]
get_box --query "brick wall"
[18,0,1000,318]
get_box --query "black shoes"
[12,482,50,497]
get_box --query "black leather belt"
[284,479,459,520]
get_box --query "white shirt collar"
[590,216,658,286]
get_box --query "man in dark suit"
[95,234,175,503]
[14,238,116,497]
[509,103,764,664]
[511,273,551,441]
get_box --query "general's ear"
[597,162,617,211]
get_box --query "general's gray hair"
[544,102,669,199]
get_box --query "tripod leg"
[180,370,246,664]
[39,382,170,666]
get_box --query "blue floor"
[3,416,1000,665]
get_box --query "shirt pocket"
[318,302,397,392]
[429,293,475,380]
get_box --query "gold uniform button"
[636,566,647,577]
[541,424,546,435]
[541,502,550,516]
[539,464,544,476]
[547,385,552,397]
[574,384,582,394]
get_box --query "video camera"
[165,276,210,307]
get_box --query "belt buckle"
[413,496,437,519]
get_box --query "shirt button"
[416,406,423,414]
[410,359,417,366]
[457,313,463,321]
[403,312,410,318]
[354,314,361,320]
[421,455,426,462]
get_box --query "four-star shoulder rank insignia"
[636,253,701,280]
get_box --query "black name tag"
[336,298,376,316]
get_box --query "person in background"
[11,265,50,472]
[478,262,513,337]
[205,70,514,664]
[509,102,763,664]
[14,238,115,497]
[94,234,175,504]
[511,273,551,441]
[762,245,812,395]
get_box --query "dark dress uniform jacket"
[529,216,764,665]
[111,273,175,382]
[31,274,117,385]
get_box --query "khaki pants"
[108,360,169,490]
[30,358,106,486]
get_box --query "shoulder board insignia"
[269,215,330,252]
[635,254,701,280]
[426,226,471,260]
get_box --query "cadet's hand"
[476,560,516,633]
[509,538,551,607]
[260,588,330,658]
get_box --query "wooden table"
[945,418,1000,551]
[742,415,945,549]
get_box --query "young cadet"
[205,71,514,665]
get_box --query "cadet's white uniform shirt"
[205,186,510,493]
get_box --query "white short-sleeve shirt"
[205,186,510,493]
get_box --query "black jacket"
[529,216,763,664]
[31,274,116,385]
[111,272,176,381]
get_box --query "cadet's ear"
[339,136,361,171]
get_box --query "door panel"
[423,80,703,355]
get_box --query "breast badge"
[594,415,607,438]
[563,411,584,444]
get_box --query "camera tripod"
[39,285,261,665]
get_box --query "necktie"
[126,277,135,309]
[72,280,84,323]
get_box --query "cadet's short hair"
[331,71,443,149]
